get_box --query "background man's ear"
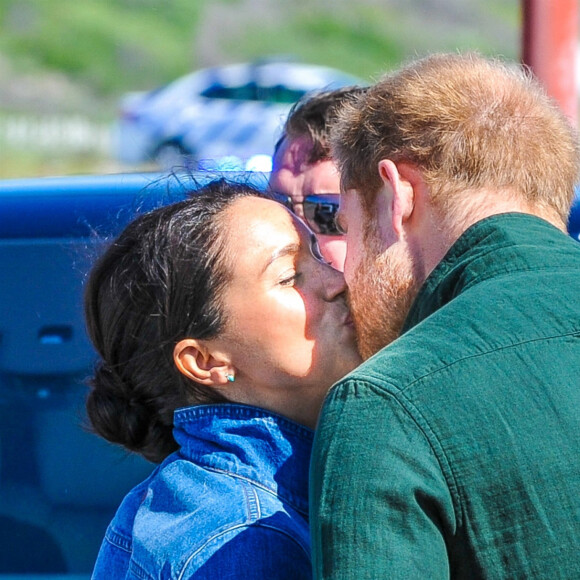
[173,339,233,386]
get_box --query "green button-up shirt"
[311,214,580,579]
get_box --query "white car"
[113,59,362,170]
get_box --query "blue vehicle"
[0,172,578,578]
[114,60,363,171]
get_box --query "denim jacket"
[92,404,314,579]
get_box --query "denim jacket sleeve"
[183,524,312,579]
[91,525,131,579]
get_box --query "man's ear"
[173,339,233,387]
[378,159,417,238]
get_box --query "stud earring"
[226,373,235,383]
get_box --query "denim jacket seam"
[176,522,257,580]
[176,521,309,579]
[242,479,261,522]
[104,524,133,554]
[128,558,155,580]
[123,486,259,580]
[204,464,308,517]
[256,521,311,558]
[102,527,156,580]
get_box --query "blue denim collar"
[173,404,314,516]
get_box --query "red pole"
[522,0,578,126]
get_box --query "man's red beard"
[349,242,422,360]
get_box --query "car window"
[256,85,306,103]
[200,82,306,104]
[201,82,258,101]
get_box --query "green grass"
[0,0,521,177]
[0,0,520,96]
[0,0,203,94]
[0,148,118,178]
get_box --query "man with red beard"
[310,53,580,579]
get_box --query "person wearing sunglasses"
[269,86,367,271]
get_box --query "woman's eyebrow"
[262,243,301,273]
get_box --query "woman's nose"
[322,263,347,301]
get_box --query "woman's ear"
[173,339,233,387]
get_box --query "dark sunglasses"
[269,192,342,236]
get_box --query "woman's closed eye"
[279,270,301,287]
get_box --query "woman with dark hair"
[87,179,361,579]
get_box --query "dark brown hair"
[85,179,262,463]
[275,86,367,165]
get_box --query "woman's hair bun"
[87,364,153,451]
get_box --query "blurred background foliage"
[0,0,520,176]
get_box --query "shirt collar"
[173,404,314,515]
[403,213,569,333]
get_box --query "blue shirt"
[92,404,314,579]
